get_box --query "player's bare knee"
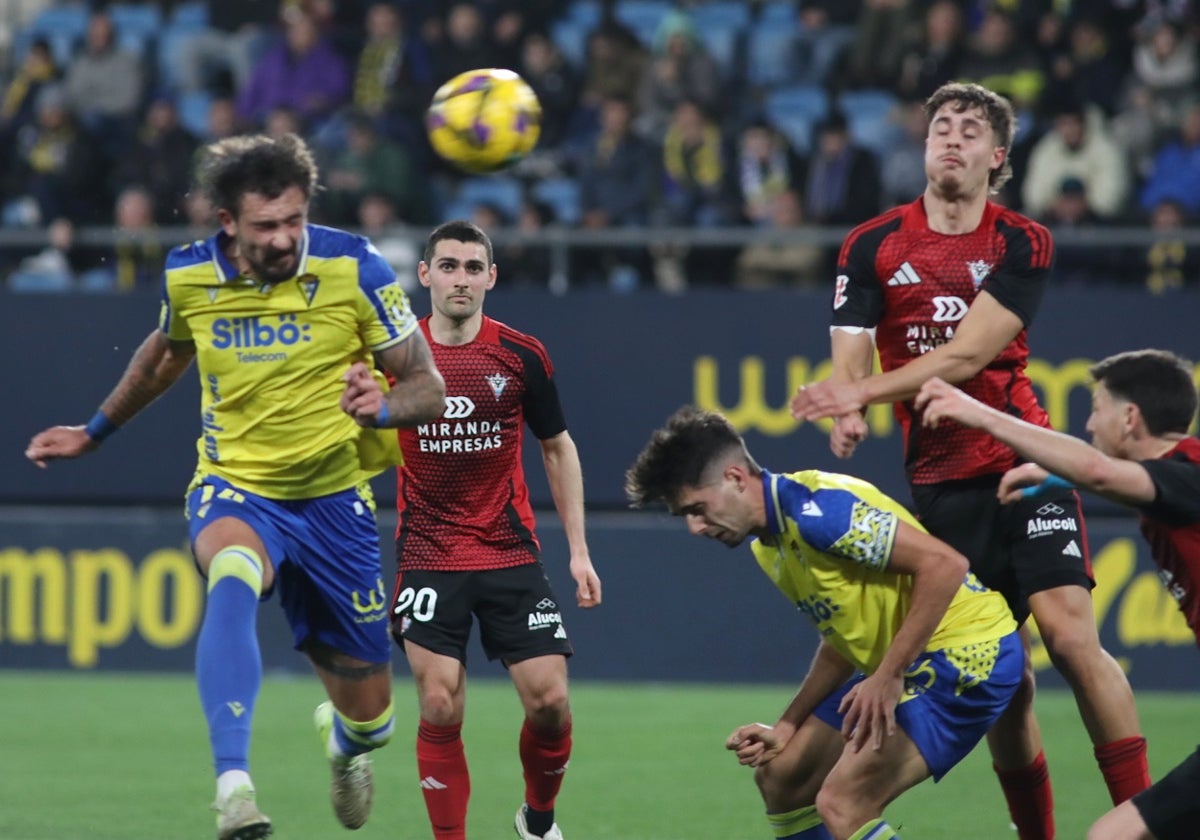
[522,684,570,722]
[814,784,857,837]
[753,762,816,812]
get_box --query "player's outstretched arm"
[540,430,601,608]
[355,331,445,428]
[26,329,195,467]
[916,377,1157,507]
[793,292,1023,421]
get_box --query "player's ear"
[416,261,432,289]
[990,144,1006,174]
[486,264,497,290]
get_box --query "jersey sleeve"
[982,219,1054,327]
[1137,457,1200,526]
[785,486,900,571]
[158,251,191,341]
[519,339,567,440]
[830,230,885,329]
[355,240,419,351]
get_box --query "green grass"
[1,673,1193,839]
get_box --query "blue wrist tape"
[1019,474,1075,498]
[85,411,120,442]
[372,402,391,428]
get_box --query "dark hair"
[423,219,493,266]
[1090,349,1198,436]
[196,133,320,217]
[625,406,759,508]
[924,82,1017,192]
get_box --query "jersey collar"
[761,470,785,535]
[207,227,311,284]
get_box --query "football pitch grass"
[2,672,1194,840]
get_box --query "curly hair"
[625,406,758,508]
[924,83,1017,193]
[196,133,320,217]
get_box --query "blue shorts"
[186,475,390,664]
[814,631,1022,780]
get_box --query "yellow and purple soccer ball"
[425,68,542,175]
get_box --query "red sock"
[520,716,572,811]
[416,719,470,840]
[1095,736,1150,804]
[995,751,1055,840]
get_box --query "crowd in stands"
[0,0,1197,292]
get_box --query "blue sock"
[196,547,264,776]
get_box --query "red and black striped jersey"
[831,197,1054,484]
[1137,436,1200,644]
[394,315,566,571]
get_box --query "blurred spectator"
[656,100,734,228]
[1143,199,1200,294]
[1130,20,1198,120]
[321,111,424,225]
[429,4,497,86]
[519,31,580,151]
[635,10,723,143]
[576,95,657,288]
[183,188,217,238]
[0,38,59,148]
[894,0,965,101]
[7,217,81,292]
[468,200,508,234]
[580,22,647,109]
[846,0,920,91]
[62,10,144,151]
[1043,17,1126,116]
[802,110,881,225]
[205,96,241,142]
[880,99,929,209]
[178,0,278,95]
[1021,100,1130,220]
[579,96,657,229]
[265,106,304,139]
[734,189,824,289]
[113,97,200,224]
[1111,83,1175,180]
[499,199,555,289]
[9,85,103,224]
[82,186,163,292]
[733,120,805,227]
[351,2,434,143]
[957,10,1045,113]
[237,8,351,130]
[1040,177,1116,285]
[357,192,419,289]
[797,0,861,86]
[1139,102,1200,216]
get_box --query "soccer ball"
[425,68,542,175]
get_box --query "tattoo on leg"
[305,642,389,681]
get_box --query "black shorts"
[389,564,573,666]
[1132,745,1200,840]
[912,475,1094,624]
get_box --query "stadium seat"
[840,89,901,159]
[612,0,673,47]
[10,29,79,67]
[107,3,162,39]
[745,24,798,89]
[28,4,89,41]
[455,176,525,222]
[157,24,202,93]
[8,270,74,293]
[765,84,830,123]
[566,0,603,30]
[169,0,209,30]
[550,18,590,71]
[694,27,742,83]
[530,177,581,226]
[177,89,212,138]
[691,1,751,31]
[765,111,814,155]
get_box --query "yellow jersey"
[160,225,418,499]
[751,469,1016,674]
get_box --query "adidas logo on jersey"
[887,262,922,286]
[554,625,567,640]
[1062,540,1082,558]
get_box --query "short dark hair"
[924,82,1017,192]
[196,133,320,217]
[423,219,493,266]
[625,407,759,508]
[1090,349,1197,436]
